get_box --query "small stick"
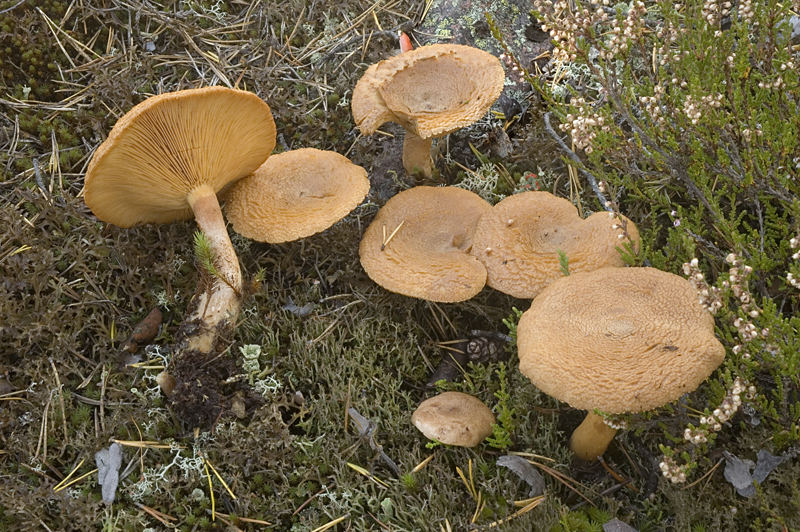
[682,458,724,490]
[204,457,237,499]
[54,468,98,492]
[381,220,405,250]
[310,514,349,532]
[53,459,85,491]
[411,454,435,473]
[48,359,69,448]
[598,456,639,493]
[135,502,177,525]
[543,112,609,210]
[204,461,216,520]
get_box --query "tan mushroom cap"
[517,267,726,414]
[224,148,370,243]
[352,44,505,139]
[84,86,277,227]
[359,186,492,302]
[471,192,640,299]
[411,391,495,447]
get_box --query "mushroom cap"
[359,186,492,303]
[471,192,640,298]
[352,44,505,139]
[84,86,277,228]
[224,148,370,243]
[411,391,495,447]
[517,267,726,414]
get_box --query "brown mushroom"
[412,391,495,447]
[516,267,726,460]
[84,86,276,351]
[223,148,370,243]
[359,186,492,302]
[471,191,640,298]
[352,44,505,177]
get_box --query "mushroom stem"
[569,411,618,461]
[402,131,434,177]
[185,185,243,353]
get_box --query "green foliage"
[557,249,570,276]
[486,363,517,450]
[524,0,800,472]
[192,231,219,278]
[502,307,524,342]
[552,507,611,532]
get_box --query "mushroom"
[471,191,640,298]
[352,44,505,177]
[223,148,370,243]
[516,267,726,461]
[359,186,492,302]
[412,391,495,447]
[84,86,276,351]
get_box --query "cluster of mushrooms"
[83,41,726,460]
[367,183,725,459]
[352,45,725,460]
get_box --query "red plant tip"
[399,32,413,53]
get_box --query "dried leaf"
[282,297,315,317]
[95,442,123,503]
[497,455,546,497]
[723,450,786,497]
[603,518,639,532]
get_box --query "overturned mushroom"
[352,44,505,177]
[84,86,276,426]
[516,267,726,460]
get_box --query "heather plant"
[519,0,800,486]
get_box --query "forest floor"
[1,0,799,531]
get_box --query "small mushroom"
[223,148,370,243]
[517,267,726,460]
[352,44,505,177]
[359,186,492,302]
[412,391,495,447]
[84,86,276,353]
[471,191,640,298]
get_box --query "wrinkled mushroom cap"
[352,44,505,139]
[517,267,726,413]
[411,391,495,447]
[359,186,492,302]
[471,192,640,298]
[224,148,370,243]
[84,86,276,227]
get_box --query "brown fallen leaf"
[120,307,163,353]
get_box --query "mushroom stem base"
[569,411,618,461]
[402,132,434,178]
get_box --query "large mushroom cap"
[352,44,505,139]
[411,391,495,447]
[517,267,726,413]
[471,192,640,298]
[359,186,492,303]
[84,86,277,227]
[224,148,370,243]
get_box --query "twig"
[0,0,25,15]
[48,359,69,449]
[543,112,610,210]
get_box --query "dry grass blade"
[528,459,597,507]
[134,502,177,525]
[486,495,545,528]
